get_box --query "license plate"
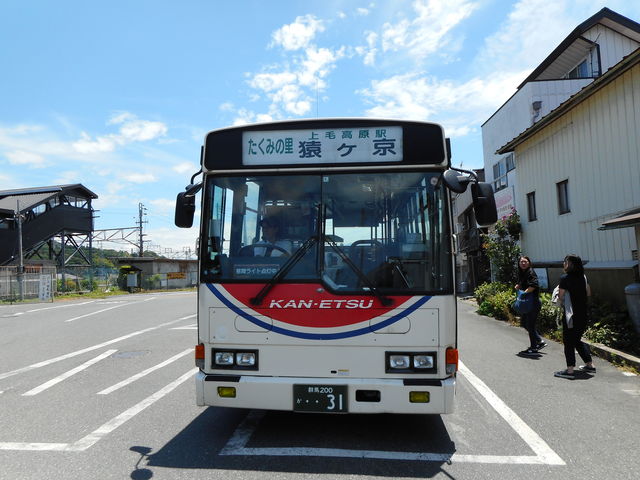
[293,384,348,412]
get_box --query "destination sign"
[242,126,403,165]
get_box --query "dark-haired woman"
[554,254,595,379]
[515,256,546,356]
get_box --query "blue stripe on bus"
[205,283,431,340]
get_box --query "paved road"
[0,293,638,479]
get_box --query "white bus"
[175,118,496,414]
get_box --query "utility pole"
[136,203,147,257]
[15,199,24,300]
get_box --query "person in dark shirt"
[515,256,546,356]
[554,254,595,379]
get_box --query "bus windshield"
[201,171,452,294]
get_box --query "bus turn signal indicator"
[446,347,458,375]
[195,344,205,369]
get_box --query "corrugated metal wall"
[517,62,639,263]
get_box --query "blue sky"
[2,0,639,255]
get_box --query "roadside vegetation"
[474,282,639,357]
[475,210,640,371]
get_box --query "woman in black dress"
[554,254,595,379]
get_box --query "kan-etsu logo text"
[268,299,374,309]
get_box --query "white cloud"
[72,112,167,154]
[380,0,479,60]
[73,132,117,154]
[232,108,275,126]
[121,172,157,184]
[358,0,604,139]
[51,170,85,185]
[360,70,527,136]
[5,150,47,168]
[0,124,44,136]
[298,47,344,87]
[250,72,298,92]
[246,44,344,118]
[271,15,324,51]
[356,31,379,66]
[475,0,573,75]
[149,198,176,212]
[172,162,198,174]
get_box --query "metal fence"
[0,265,57,302]
[1,265,196,301]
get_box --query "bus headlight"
[413,355,434,369]
[386,351,437,373]
[212,349,259,370]
[215,351,235,366]
[389,355,411,369]
[236,352,256,367]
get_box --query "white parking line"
[0,368,197,452]
[23,350,118,396]
[0,358,566,462]
[67,368,197,451]
[65,298,156,322]
[97,349,192,395]
[219,361,565,466]
[171,323,197,330]
[457,362,564,465]
[0,316,192,381]
[1,301,99,318]
[26,301,97,313]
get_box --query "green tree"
[482,209,522,284]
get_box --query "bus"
[175,118,496,414]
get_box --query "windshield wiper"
[323,236,393,307]
[388,257,411,288]
[250,235,318,306]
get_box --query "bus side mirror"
[175,192,196,228]
[471,182,498,227]
[443,169,471,193]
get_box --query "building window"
[505,153,515,172]
[527,192,537,221]
[492,153,515,192]
[564,48,600,79]
[493,160,507,191]
[556,180,570,214]
[567,59,589,79]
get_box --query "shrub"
[475,283,563,333]
[538,292,561,332]
[80,278,98,291]
[481,210,522,284]
[586,298,640,356]
[474,282,516,322]
[491,290,517,321]
[474,282,511,306]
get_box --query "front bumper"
[195,371,456,414]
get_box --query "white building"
[485,9,640,302]
[482,8,640,223]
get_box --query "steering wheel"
[238,243,291,257]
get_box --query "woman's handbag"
[513,290,534,314]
